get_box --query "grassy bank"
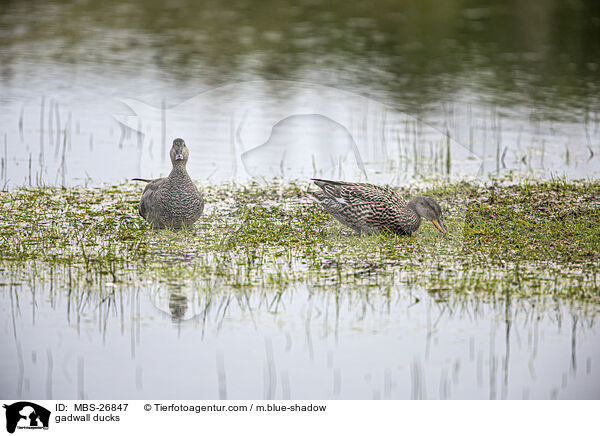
[0,179,598,303]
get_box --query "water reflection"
[1,0,598,109]
[153,287,199,322]
[1,0,599,186]
[1,275,598,399]
[168,292,188,322]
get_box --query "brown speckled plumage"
[133,138,204,230]
[310,178,445,236]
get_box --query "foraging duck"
[310,178,445,236]
[132,138,204,229]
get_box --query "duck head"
[408,196,446,233]
[170,138,189,164]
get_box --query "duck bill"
[175,152,184,160]
[432,218,446,233]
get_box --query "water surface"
[2,275,598,399]
[1,0,599,185]
[1,0,599,400]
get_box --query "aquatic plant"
[0,178,598,303]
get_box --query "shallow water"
[1,278,598,400]
[1,0,599,400]
[1,0,599,186]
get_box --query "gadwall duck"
[133,138,204,229]
[310,178,445,236]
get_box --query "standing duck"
[310,178,445,236]
[133,138,204,229]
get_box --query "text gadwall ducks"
[310,178,445,236]
[133,138,204,229]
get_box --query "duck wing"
[312,178,404,207]
[311,179,409,234]
[134,177,166,220]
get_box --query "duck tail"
[311,178,350,191]
[311,179,353,201]
[311,178,342,185]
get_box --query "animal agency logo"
[3,402,50,434]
